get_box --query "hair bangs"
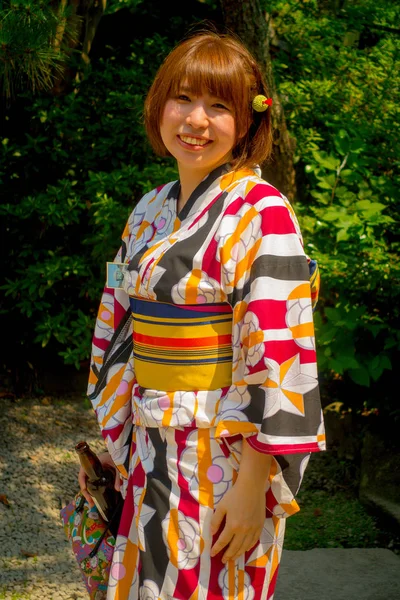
[169,42,250,113]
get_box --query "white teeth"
[180,135,208,146]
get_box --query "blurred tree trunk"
[220,0,297,200]
[50,0,107,95]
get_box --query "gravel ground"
[2,397,399,600]
[0,397,106,600]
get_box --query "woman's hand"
[210,477,266,563]
[78,451,121,507]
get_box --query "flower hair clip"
[252,95,273,112]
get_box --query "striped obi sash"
[130,298,233,391]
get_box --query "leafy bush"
[265,0,400,414]
[1,33,178,378]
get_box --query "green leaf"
[312,150,340,171]
[355,201,386,218]
[380,355,392,370]
[317,178,334,190]
[348,368,370,387]
[368,355,386,382]
[334,186,349,199]
[322,210,343,222]
[337,228,350,242]
[341,170,362,184]
[310,190,331,204]
[384,337,398,350]
[345,357,360,369]
[334,135,350,156]
[330,358,345,375]
[349,138,366,154]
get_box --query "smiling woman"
[160,90,236,209]
[144,32,272,175]
[79,28,324,600]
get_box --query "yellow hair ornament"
[252,95,273,112]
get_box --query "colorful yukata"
[88,164,325,600]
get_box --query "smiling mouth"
[179,135,211,146]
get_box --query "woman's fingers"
[114,470,121,492]
[248,532,261,553]
[77,450,122,504]
[210,524,234,558]
[210,502,226,536]
[77,466,94,507]
[82,489,94,507]
[210,497,263,560]
[223,531,256,563]
[96,451,121,492]
[98,451,112,465]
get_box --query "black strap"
[87,496,124,559]
[76,494,86,513]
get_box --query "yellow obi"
[130,298,233,391]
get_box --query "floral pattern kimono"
[87,164,325,600]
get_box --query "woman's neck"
[176,170,207,213]
[176,160,232,213]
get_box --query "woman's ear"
[236,112,252,142]
[236,124,250,146]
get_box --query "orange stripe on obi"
[134,332,232,348]
[130,298,233,391]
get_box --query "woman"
[80,29,325,600]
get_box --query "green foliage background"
[1,0,399,418]
[264,0,400,417]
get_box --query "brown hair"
[143,30,272,170]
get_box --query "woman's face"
[160,85,236,179]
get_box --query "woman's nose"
[186,102,209,128]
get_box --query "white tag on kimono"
[106,262,128,288]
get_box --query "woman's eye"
[177,94,191,101]
[214,102,230,111]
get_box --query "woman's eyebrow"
[175,85,229,102]
[178,85,194,93]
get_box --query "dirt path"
[0,397,106,599]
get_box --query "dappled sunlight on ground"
[0,397,105,599]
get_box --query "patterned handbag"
[60,492,122,600]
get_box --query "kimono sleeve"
[218,184,326,456]
[87,221,135,480]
